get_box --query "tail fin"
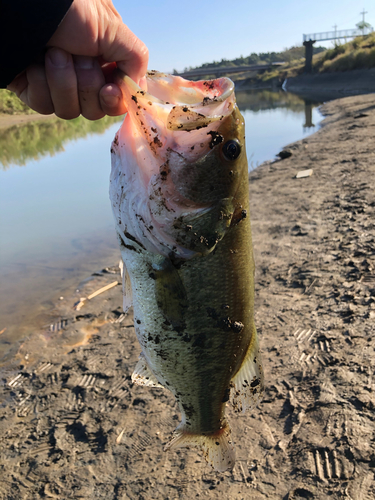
[164,423,235,472]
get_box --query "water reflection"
[0,91,323,363]
[236,89,322,169]
[0,115,122,168]
[235,88,322,114]
[303,102,315,129]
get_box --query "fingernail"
[48,48,69,68]
[102,94,120,107]
[75,56,94,69]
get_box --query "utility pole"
[332,24,337,43]
[360,9,368,23]
[360,9,368,34]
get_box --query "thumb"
[102,24,148,85]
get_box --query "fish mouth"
[145,71,235,132]
[114,71,236,165]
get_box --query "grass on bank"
[0,89,36,115]
[257,31,375,84]
[313,32,375,72]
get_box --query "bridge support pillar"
[303,40,315,73]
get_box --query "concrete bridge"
[303,27,373,72]
[176,62,285,79]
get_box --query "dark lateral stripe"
[118,234,139,253]
[124,231,146,250]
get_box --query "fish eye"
[222,140,241,161]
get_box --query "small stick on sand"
[116,428,125,444]
[74,281,119,310]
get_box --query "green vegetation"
[0,114,122,169]
[0,89,36,115]
[312,32,375,72]
[177,45,325,73]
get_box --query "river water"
[0,90,323,362]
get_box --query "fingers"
[45,48,80,119]
[46,48,111,120]
[73,56,105,120]
[25,65,54,115]
[8,49,127,120]
[7,66,54,115]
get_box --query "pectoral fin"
[173,198,235,256]
[120,259,133,313]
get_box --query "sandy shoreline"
[0,112,56,130]
[1,94,375,499]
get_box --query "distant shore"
[0,111,55,130]
[235,67,375,98]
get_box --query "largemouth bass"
[110,71,263,472]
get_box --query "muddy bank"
[1,94,375,499]
[285,68,375,99]
[235,68,375,99]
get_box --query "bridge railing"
[303,27,373,43]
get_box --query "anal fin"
[230,327,264,412]
[131,353,164,388]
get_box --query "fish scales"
[110,71,263,472]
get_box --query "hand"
[7,0,148,120]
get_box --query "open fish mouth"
[114,70,236,167]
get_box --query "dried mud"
[1,94,375,499]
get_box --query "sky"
[112,0,375,73]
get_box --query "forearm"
[0,0,73,88]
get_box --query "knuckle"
[56,109,80,120]
[36,105,54,115]
[134,39,149,64]
[82,111,105,121]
